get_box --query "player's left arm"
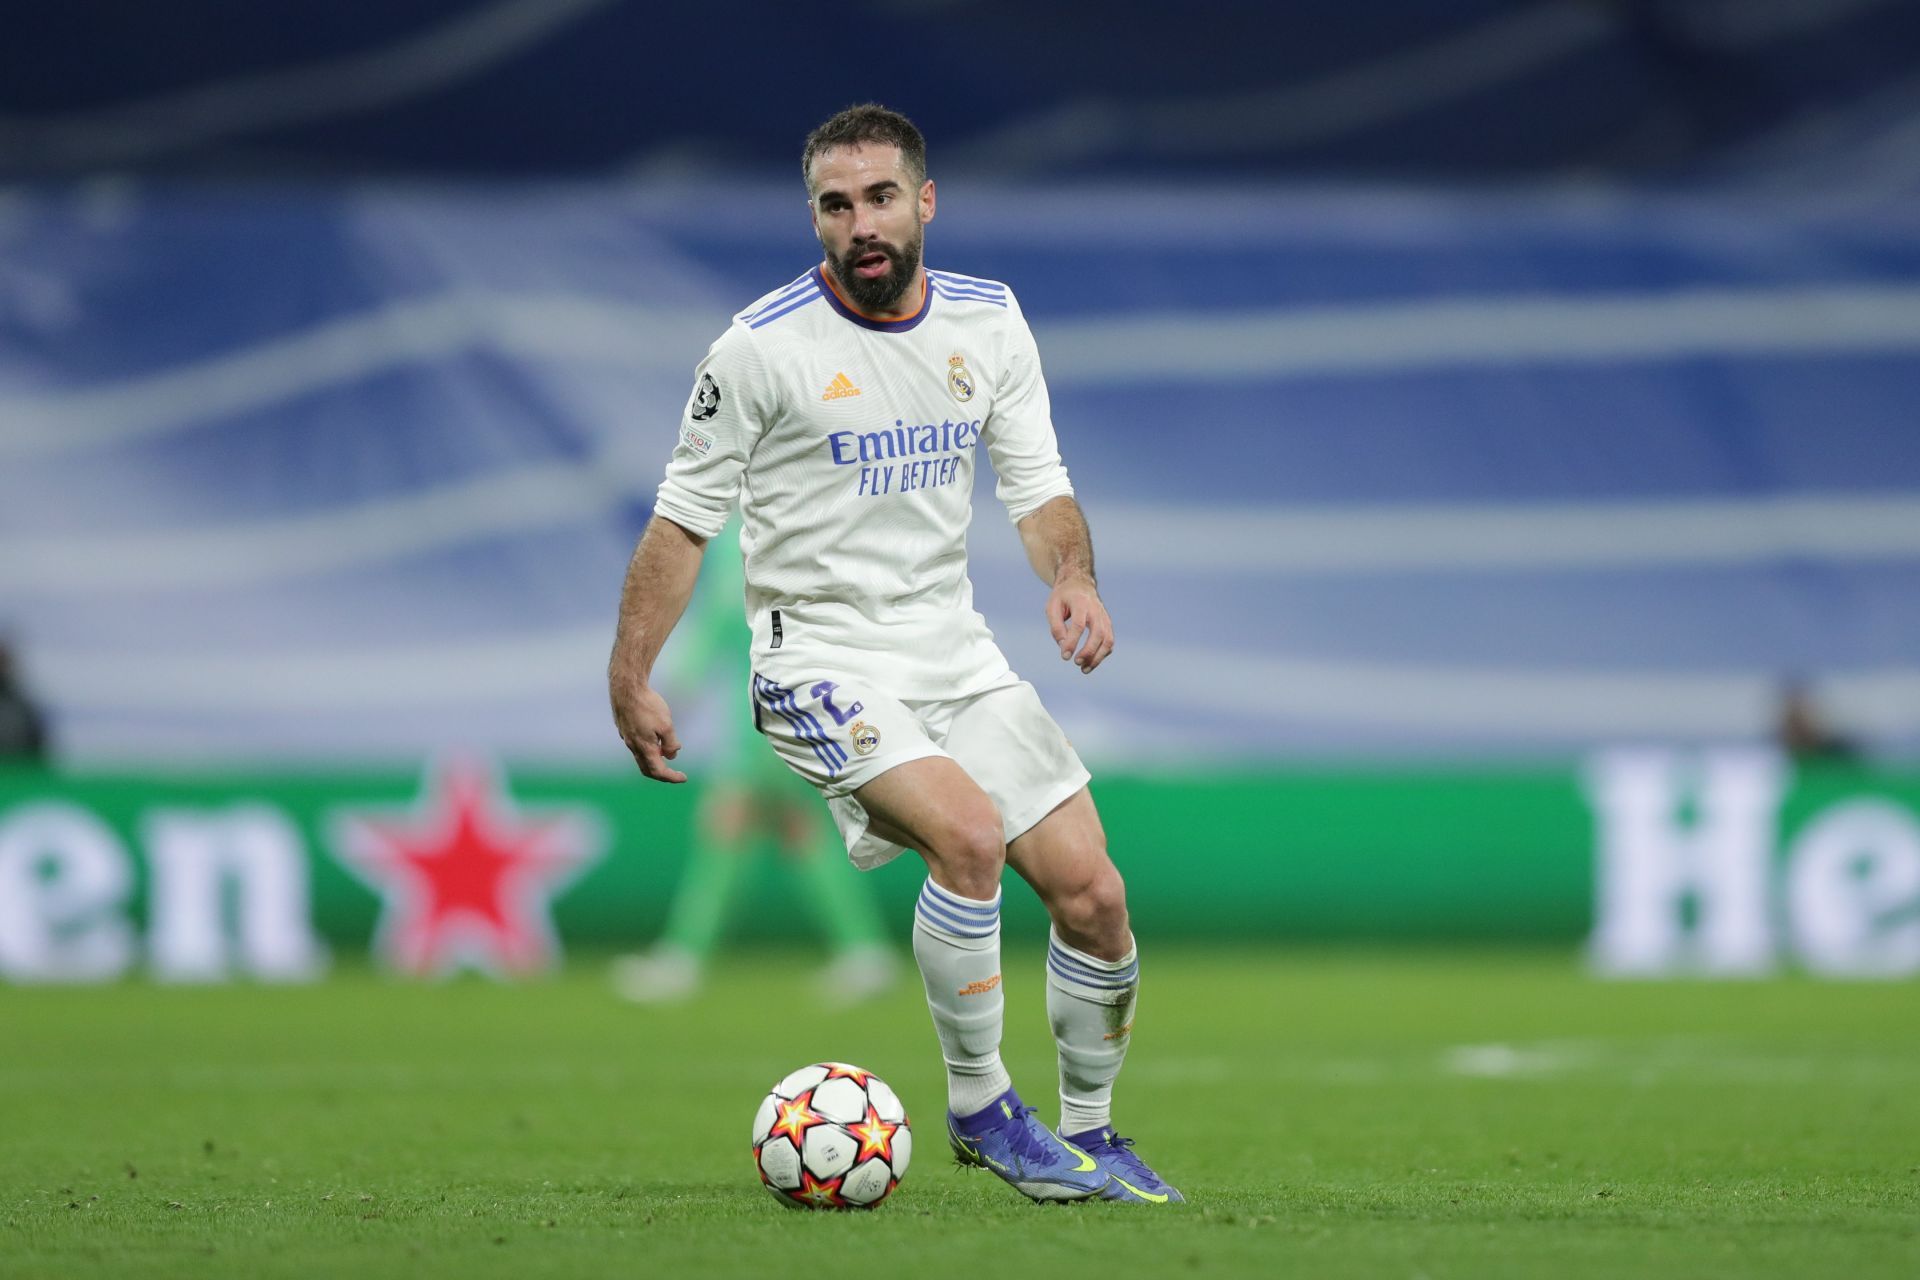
[988,289,1112,673]
[1018,495,1113,673]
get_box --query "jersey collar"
[814,264,933,333]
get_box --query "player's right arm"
[610,323,771,782]
[609,515,708,782]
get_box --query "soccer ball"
[751,1062,911,1209]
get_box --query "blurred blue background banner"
[3,1,1920,186]
[4,181,1918,763]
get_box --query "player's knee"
[1056,863,1130,952]
[926,803,1005,896]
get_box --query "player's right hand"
[612,680,687,783]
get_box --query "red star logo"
[767,1092,829,1150]
[789,1170,847,1210]
[846,1104,899,1164]
[333,759,601,977]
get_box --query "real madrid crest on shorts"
[946,353,975,403]
[849,721,881,756]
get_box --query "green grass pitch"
[4,947,1916,1278]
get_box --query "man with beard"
[609,104,1180,1206]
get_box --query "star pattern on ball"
[846,1103,900,1163]
[792,1170,847,1209]
[822,1062,873,1087]
[767,1092,828,1149]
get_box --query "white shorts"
[747,663,1090,870]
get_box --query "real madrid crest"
[849,721,881,756]
[946,353,975,403]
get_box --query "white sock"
[912,879,1012,1117]
[1046,928,1138,1136]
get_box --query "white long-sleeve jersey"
[655,264,1074,699]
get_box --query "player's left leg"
[771,794,898,1004]
[1007,790,1184,1204]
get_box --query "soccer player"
[608,104,1180,1205]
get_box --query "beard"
[826,226,923,313]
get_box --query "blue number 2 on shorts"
[810,680,865,726]
[752,673,850,777]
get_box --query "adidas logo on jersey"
[821,372,862,400]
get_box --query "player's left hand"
[1046,574,1114,673]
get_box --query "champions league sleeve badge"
[690,372,722,422]
[946,353,975,403]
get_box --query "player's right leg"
[853,759,1109,1203]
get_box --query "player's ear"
[919,178,935,225]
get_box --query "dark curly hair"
[801,104,927,195]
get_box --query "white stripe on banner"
[0,0,621,169]
[1042,492,1920,575]
[1032,285,1920,384]
[8,490,1920,595]
[11,283,1920,463]
[37,626,610,712]
[1106,643,1920,738]
[0,292,696,461]
[0,460,642,592]
[1682,0,1903,49]
[947,5,1612,167]
[34,626,1920,737]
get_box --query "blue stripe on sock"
[918,888,999,926]
[1047,957,1136,990]
[915,896,997,938]
[1047,945,1138,987]
[1048,952,1138,986]
[921,880,1000,918]
[1049,955,1138,986]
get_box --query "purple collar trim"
[814,265,933,333]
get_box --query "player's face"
[808,144,935,316]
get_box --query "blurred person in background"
[613,519,899,1005]
[0,640,50,765]
[1775,678,1859,765]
